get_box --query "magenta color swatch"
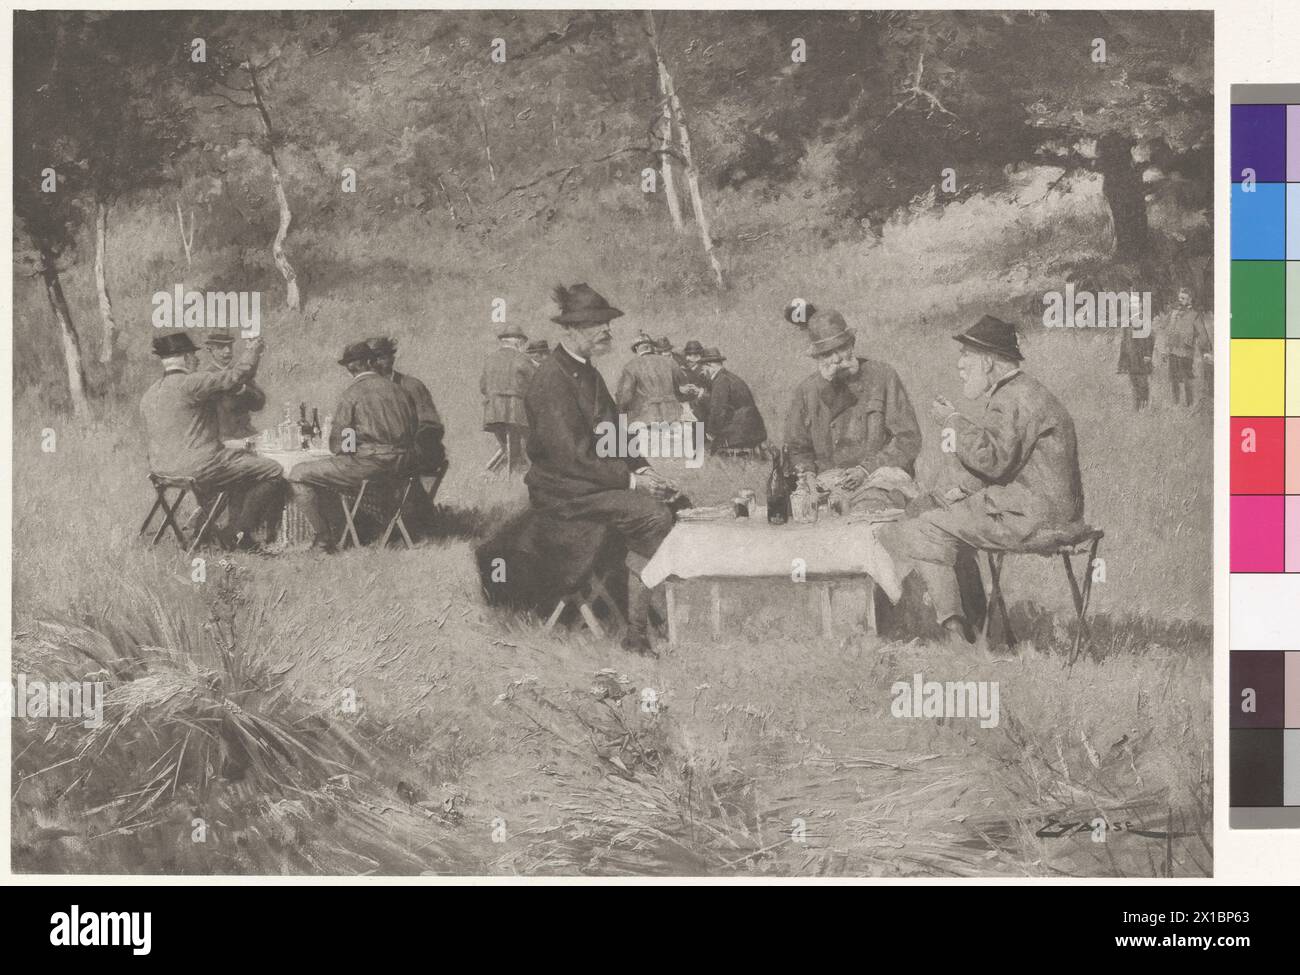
[1290,499,1300,572]
[1233,495,1285,571]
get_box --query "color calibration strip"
[1231,84,1300,828]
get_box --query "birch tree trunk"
[42,248,90,417]
[94,199,119,364]
[176,200,195,267]
[245,61,301,311]
[644,13,722,287]
[645,13,684,233]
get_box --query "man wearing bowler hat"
[695,347,767,453]
[782,304,922,509]
[882,315,1084,649]
[140,332,286,550]
[675,339,709,418]
[288,341,418,551]
[615,331,684,426]
[524,283,679,655]
[204,330,267,440]
[481,324,536,474]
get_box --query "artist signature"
[1035,816,1190,841]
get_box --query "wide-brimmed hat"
[550,283,623,327]
[204,330,237,346]
[954,315,1024,362]
[338,340,375,367]
[799,309,856,357]
[367,335,398,355]
[525,339,550,355]
[683,340,705,357]
[631,331,656,352]
[152,333,201,357]
[698,347,726,364]
[655,336,674,353]
[497,324,527,340]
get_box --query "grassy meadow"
[11,165,1212,876]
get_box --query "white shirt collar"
[559,342,588,365]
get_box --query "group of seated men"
[514,284,1084,656]
[613,332,768,454]
[141,330,445,553]
[143,285,1085,658]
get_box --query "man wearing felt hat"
[480,323,536,474]
[695,347,767,453]
[522,283,680,655]
[288,340,418,552]
[881,315,1084,649]
[673,338,710,415]
[140,332,286,550]
[615,331,685,426]
[203,329,267,440]
[782,303,922,509]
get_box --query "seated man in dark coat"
[882,316,1085,649]
[367,336,446,473]
[521,283,678,655]
[289,341,417,552]
[367,335,445,539]
[140,333,285,550]
[695,347,766,453]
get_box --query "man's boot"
[621,568,657,657]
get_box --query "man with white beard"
[882,315,1084,649]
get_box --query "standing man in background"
[1117,311,1155,411]
[481,324,535,474]
[616,331,682,426]
[1158,286,1213,409]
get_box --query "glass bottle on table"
[310,408,322,450]
[766,447,790,525]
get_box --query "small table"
[640,513,904,644]
[231,443,332,545]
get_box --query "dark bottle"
[310,407,322,440]
[766,447,790,525]
[298,403,312,449]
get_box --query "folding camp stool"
[545,574,626,639]
[983,526,1105,664]
[338,475,420,550]
[139,474,228,558]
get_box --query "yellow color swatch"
[1289,340,1300,416]
[1232,339,1285,416]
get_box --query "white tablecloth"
[641,517,903,601]
[254,446,332,475]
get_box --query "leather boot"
[621,568,657,657]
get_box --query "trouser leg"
[291,482,334,546]
[1131,373,1149,410]
[232,478,286,538]
[883,513,964,625]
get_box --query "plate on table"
[675,504,736,523]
